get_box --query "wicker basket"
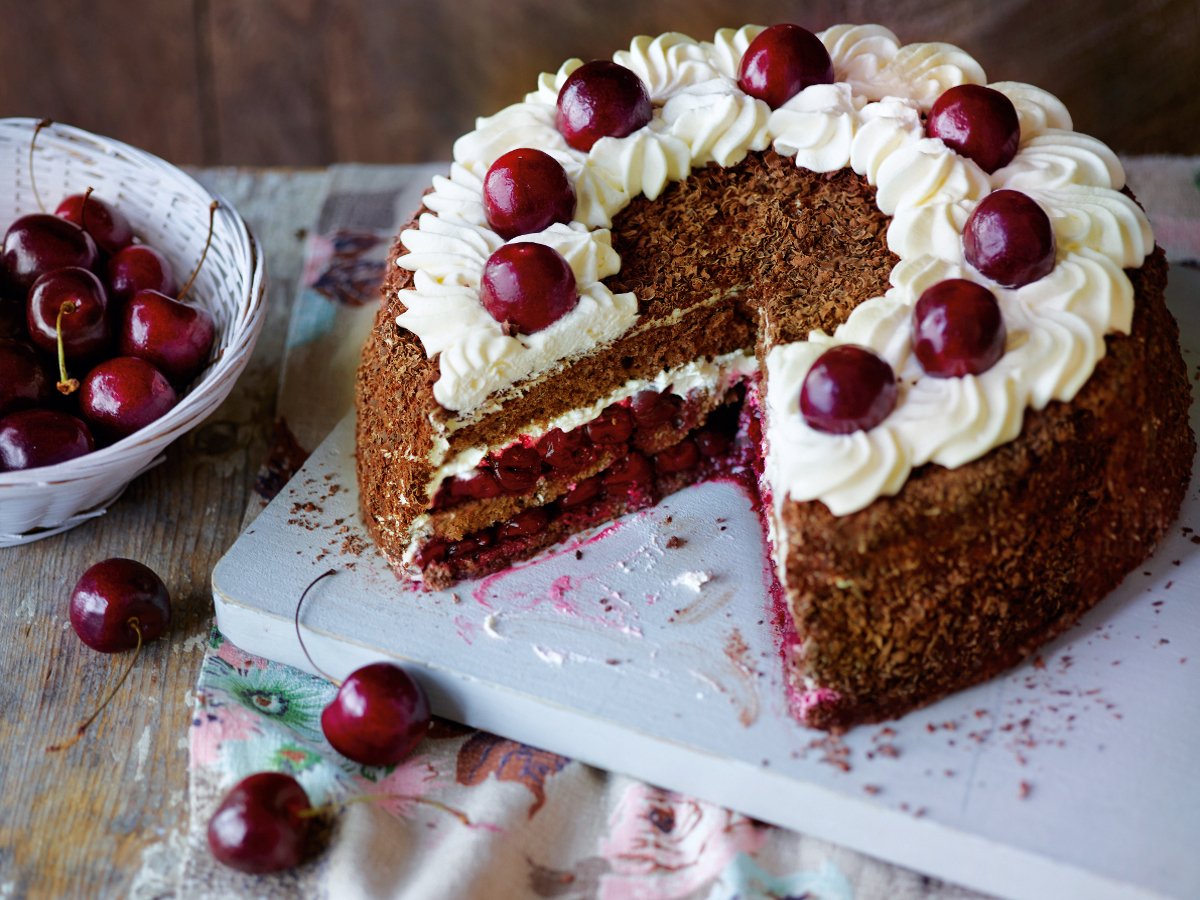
[0,118,266,546]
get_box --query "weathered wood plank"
[0,169,331,899]
[0,0,205,163]
[0,0,1190,167]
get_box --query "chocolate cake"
[356,24,1193,731]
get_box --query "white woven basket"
[0,118,266,546]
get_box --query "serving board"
[213,268,1200,900]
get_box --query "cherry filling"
[418,389,746,575]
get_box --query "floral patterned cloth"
[178,159,1200,898]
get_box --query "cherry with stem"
[294,569,432,767]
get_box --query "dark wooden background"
[0,0,1196,166]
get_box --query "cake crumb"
[482,614,503,640]
[1019,780,1033,799]
[665,536,688,550]
[672,570,712,592]
[863,784,882,796]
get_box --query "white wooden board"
[213,268,1200,900]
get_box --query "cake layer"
[778,248,1193,730]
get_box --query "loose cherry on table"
[1,213,99,292]
[321,662,432,767]
[69,558,171,653]
[55,192,134,255]
[483,148,576,239]
[47,557,171,752]
[294,571,433,768]
[926,84,1021,175]
[480,242,578,334]
[79,356,178,442]
[556,60,653,152]
[207,772,314,874]
[0,408,94,471]
[800,344,898,434]
[737,24,834,109]
[963,189,1056,288]
[913,279,1007,377]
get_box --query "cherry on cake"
[355,24,1193,731]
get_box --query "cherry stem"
[30,119,51,214]
[78,186,95,235]
[177,200,219,303]
[298,793,475,828]
[47,618,143,753]
[294,569,340,685]
[55,301,79,396]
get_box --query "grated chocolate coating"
[356,149,1194,731]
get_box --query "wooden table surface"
[0,0,1196,165]
[0,168,331,900]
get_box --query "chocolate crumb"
[574,550,583,561]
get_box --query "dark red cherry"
[79,356,178,442]
[484,148,576,239]
[537,427,597,472]
[207,772,313,874]
[0,408,94,470]
[321,661,431,767]
[556,60,653,152]
[654,438,700,474]
[0,339,52,415]
[586,405,634,445]
[630,390,680,428]
[26,267,111,361]
[926,85,1020,175]
[415,538,450,567]
[737,24,834,110]
[1,214,98,292]
[480,243,578,334]
[69,558,171,653]
[913,279,1006,377]
[449,469,503,503]
[493,443,542,492]
[560,474,603,509]
[499,506,552,540]
[603,451,653,488]
[800,344,897,434]
[120,289,216,385]
[448,528,495,557]
[106,244,178,304]
[694,428,731,457]
[963,190,1056,288]
[55,193,134,255]
[0,291,26,339]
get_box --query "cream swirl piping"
[397,223,637,412]
[390,23,1153,524]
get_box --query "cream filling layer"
[400,348,759,568]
